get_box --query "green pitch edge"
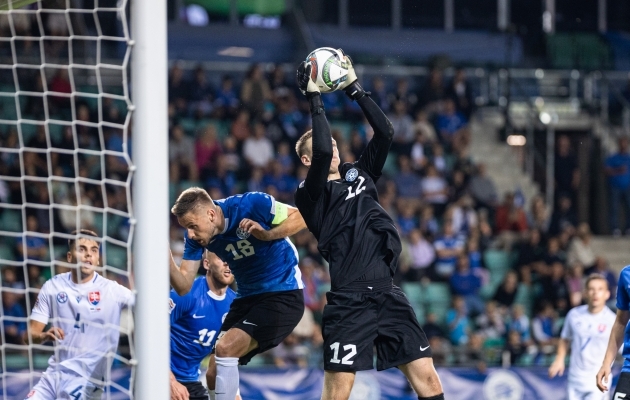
[0,0,38,11]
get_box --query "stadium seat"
[0,243,13,260]
[47,123,65,144]
[20,122,38,144]
[179,118,197,135]
[483,249,511,275]
[514,283,534,316]
[381,152,398,177]
[401,282,425,322]
[329,121,353,142]
[0,209,22,232]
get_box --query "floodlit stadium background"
[1,0,630,399]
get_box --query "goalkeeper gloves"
[336,49,367,101]
[296,61,320,97]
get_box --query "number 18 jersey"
[205,192,303,298]
[295,162,402,291]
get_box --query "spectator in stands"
[16,215,48,261]
[243,122,274,169]
[404,229,435,282]
[271,333,309,368]
[467,163,498,213]
[422,313,446,341]
[230,109,252,142]
[509,304,532,345]
[605,136,630,236]
[554,134,580,208]
[413,110,437,144]
[421,163,449,216]
[585,258,617,301]
[49,69,71,110]
[393,155,422,201]
[505,330,527,365]
[388,100,415,155]
[531,302,558,359]
[449,170,468,203]
[299,257,326,317]
[2,267,26,293]
[214,75,240,120]
[247,168,265,193]
[515,229,545,283]
[548,194,578,236]
[263,160,297,203]
[493,271,519,310]
[448,195,477,236]
[410,131,428,172]
[539,262,570,315]
[446,296,470,345]
[169,125,198,183]
[168,64,188,113]
[188,65,214,118]
[475,301,505,340]
[207,155,237,197]
[565,264,584,307]
[446,68,474,119]
[397,202,419,236]
[433,221,465,280]
[388,78,418,111]
[567,223,598,269]
[221,136,242,174]
[418,67,445,112]
[543,237,566,268]
[463,333,487,372]
[419,205,440,239]
[527,195,551,234]
[436,98,469,153]
[449,254,484,315]
[431,143,448,174]
[495,192,528,250]
[240,63,272,119]
[2,291,26,345]
[370,76,390,112]
[170,225,185,265]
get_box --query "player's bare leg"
[214,327,258,400]
[321,370,356,400]
[398,357,444,398]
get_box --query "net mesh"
[0,0,135,398]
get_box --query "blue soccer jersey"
[616,265,630,372]
[205,192,304,298]
[170,276,236,382]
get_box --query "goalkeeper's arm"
[339,52,394,181]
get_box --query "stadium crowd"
[0,61,623,370]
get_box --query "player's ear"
[66,251,72,263]
[301,155,311,166]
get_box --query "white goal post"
[131,0,169,399]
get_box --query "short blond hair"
[295,130,313,159]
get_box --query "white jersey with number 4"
[562,305,616,391]
[31,272,134,381]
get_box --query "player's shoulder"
[567,304,588,318]
[226,287,237,299]
[619,265,630,283]
[44,272,72,289]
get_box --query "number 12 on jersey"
[345,176,366,200]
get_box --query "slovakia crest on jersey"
[88,291,101,306]
[345,168,358,182]
[25,390,36,399]
[236,227,251,240]
[598,324,607,333]
[56,292,68,304]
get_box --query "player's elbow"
[383,119,394,140]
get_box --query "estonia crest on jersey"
[236,227,251,240]
[345,168,358,182]
[88,291,101,306]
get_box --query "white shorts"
[567,383,610,400]
[25,369,103,400]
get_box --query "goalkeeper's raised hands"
[296,61,320,97]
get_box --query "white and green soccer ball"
[305,47,349,93]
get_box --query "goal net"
[0,0,136,398]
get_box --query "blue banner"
[0,366,621,399]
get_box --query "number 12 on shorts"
[329,342,357,365]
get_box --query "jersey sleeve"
[245,192,276,226]
[354,95,394,182]
[560,310,573,339]
[169,289,194,323]
[30,282,51,325]
[617,268,630,311]
[114,284,135,308]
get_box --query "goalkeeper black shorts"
[322,280,431,372]
[217,289,304,365]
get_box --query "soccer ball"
[305,47,349,93]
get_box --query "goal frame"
[131,0,170,399]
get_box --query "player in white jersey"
[548,273,616,400]
[23,229,134,400]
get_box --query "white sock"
[208,389,216,400]
[215,356,239,400]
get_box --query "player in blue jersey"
[170,250,236,400]
[597,265,630,397]
[169,188,306,400]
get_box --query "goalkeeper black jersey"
[295,93,401,291]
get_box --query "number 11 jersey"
[295,162,402,290]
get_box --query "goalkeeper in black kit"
[294,52,445,400]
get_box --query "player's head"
[203,250,234,288]
[584,273,610,309]
[171,187,222,246]
[295,130,340,174]
[67,229,100,279]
